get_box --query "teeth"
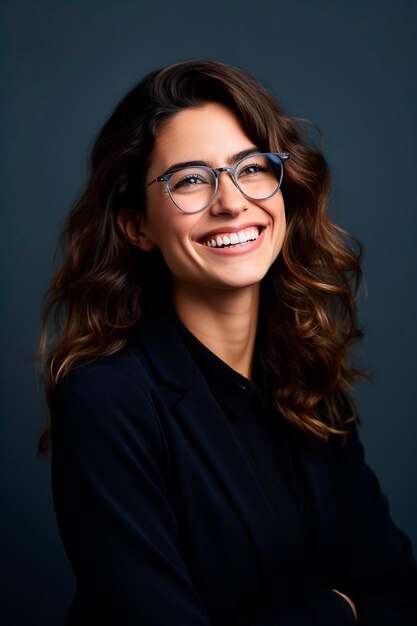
[203,227,260,248]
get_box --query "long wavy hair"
[38,59,366,455]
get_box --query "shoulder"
[51,340,164,453]
[53,339,153,405]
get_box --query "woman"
[39,60,417,625]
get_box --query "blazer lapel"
[136,311,336,593]
[175,380,297,590]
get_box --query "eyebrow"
[163,147,260,175]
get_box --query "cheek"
[278,207,287,243]
[145,213,197,269]
[270,198,286,237]
[267,201,286,262]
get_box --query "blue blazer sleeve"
[51,358,417,625]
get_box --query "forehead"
[149,102,255,172]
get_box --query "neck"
[172,282,260,380]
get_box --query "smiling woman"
[118,103,287,299]
[39,60,417,625]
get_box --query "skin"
[118,102,357,620]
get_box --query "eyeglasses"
[145,152,290,214]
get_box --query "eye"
[169,168,212,193]
[237,160,268,178]
[173,175,204,189]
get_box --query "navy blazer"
[51,312,417,625]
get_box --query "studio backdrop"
[1,1,416,624]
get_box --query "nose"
[209,170,248,217]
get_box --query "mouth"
[200,226,264,249]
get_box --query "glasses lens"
[235,154,282,200]
[168,167,216,213]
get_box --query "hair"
[38,58,367,456]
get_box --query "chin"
[212,272,268,290]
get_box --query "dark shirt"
[172,314,313,574]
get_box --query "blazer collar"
[136,310,201,392]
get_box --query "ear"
[117,209,156,252]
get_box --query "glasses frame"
[144,152,290,214]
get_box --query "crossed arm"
[51,365,417,625]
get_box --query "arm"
[258,416,417,626]
[52,363,212,626]
[51,363,358,625]
[329,420,417,624]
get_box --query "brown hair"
[38,59,366,455]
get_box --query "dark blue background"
[1,1,416,624]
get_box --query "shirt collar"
[171,313,260,418]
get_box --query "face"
[133,102,286,296]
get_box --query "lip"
[198,226,266,255]
[197,222,266,243]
